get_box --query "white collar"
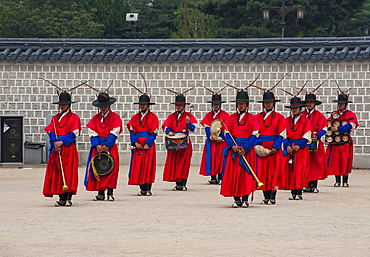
[263,108,274,120]
[100,110,110,122]
[212,109,220,119]
[140,109,149,121]
[58,108,70,122]
[291,113,301,124]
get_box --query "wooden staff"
[52,118,69,191]
[221,120,264,188]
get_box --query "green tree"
[0,0,105,38]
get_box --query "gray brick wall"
[0,61,369,168]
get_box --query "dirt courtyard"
[0,164,369,257]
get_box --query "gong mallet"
[52,119,69,191]
[220,120,264,188]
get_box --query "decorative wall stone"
[0,60,368,168]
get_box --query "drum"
[165,133,188,151]
[332,112,339,119]
[91,153,114,180]
[210,119,223,141]
[308,138,318,152]
[326,136,333,143]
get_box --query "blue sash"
[223,137,252,176]
[137,132,150,138]
[258,135,277,142]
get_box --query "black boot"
[312,180,319,192]
[107,188,114,201]
[147,184,152,195]
[270,191,277,205]
[334,176,341,187]
[261,191,270,204]
[139,184,147,196]
[343,175,349,187]
[241,195,249,208]
[289,190,297,200]
[55,193,67,206]
[94,190,105,201]
[182,179,188,191]
[217,173,222,184]
[208,175,217,185]
[297,189,303,200]
[233,197,242,208]
[66,192,73,206]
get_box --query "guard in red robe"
[302,93,328,193]
[162,94,197,191]
[84,92,122,201]
[127,94,159,196]
[43,92,81,206]
[255,91,286,205]
[282,96,312,200]
[326,93,359,187]
[199,92,229,184]
[220,90,260,208]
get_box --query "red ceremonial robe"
[302,109,328,181]
[162,111,197,182]
[127,110,159,185]
[199,110,229,176]
[326,110,359,176]
[43,110,81,197]
[220,112,260,197]
[280,114,311,190]
[85,111,122,191]
[255,111,286,191]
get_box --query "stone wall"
[0,61,369,168]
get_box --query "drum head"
[92,153,114,176]
[166,133,187,139]
[210,120,222,137]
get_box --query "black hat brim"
[230,100,253,102]
[302,100,322,105]
[257,99,281,103]
[92,97,116,107]
[134,102,155,105]
[332,100,353,103]
[170,102,190,105]
[207,101,226,104]
[285,104,307,108]
[52,101,77,104]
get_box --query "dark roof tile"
[0,37,369,64]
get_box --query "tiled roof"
[0,37,369,64]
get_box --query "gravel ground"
[0,164,369,257]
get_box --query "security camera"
[126,13,139,22]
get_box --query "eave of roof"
[0,37,369,64]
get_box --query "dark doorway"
[1,117,23,163]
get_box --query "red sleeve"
[45,114,59,133]
[162,113,174,131]
[86,114,98,132]
[200,112,212,126]
[149,112,159,133]
[188,113,197,124]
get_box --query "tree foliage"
[0,0,369,38]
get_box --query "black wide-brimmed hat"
[134,94,155,105]
[257,91,281,103]
[285,96,306,108]
[92,92,116,107]
[52,92,77,104]
[333,93,352,103]
[231,90,251,102]
[207,94,226,104]
[302,93,322,105]
[171,95,190,105]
